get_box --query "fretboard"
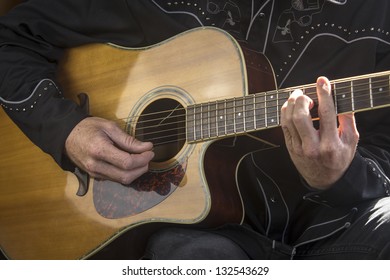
[186,71,390,143]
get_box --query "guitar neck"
[186,70,390,142]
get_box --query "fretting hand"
[280,77,360,190]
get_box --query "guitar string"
[120,79,390,128]
[101,76,389,145]
[122,83,390,129]
[120,86,390,146]
[126,93,390,147]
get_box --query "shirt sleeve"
[0,0,193,171]
[0,0,149,170]
[0,11,83,170]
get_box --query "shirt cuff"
[303,152,390,207]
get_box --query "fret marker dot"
[379,88,383,92]
[342,94,346,98]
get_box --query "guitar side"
[0,27,260,259]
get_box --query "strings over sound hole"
[134,98,186,163]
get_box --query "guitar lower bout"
[1,27,251,259]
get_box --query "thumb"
[106,123,154,153]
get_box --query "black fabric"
[0,0,389,205]
[0,0,189,169]
[144,227,251,260]
[2,0,390,259]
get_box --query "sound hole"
[135,98,186,162]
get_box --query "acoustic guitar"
[0,27,389,259]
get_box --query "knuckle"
[295,94,306,104]
[295,94,311,107]
[292,112,305,124]
[121,156,135,170]
[291,89,303,97]
[319,143,337,158]
[320,143,333,153]
[285,112,294,123]
[319,107,333,117]
[281,124,290,134]
[124,134,137,148]
[353,131,360,141]
[85,137,104,156]
[84,159,98,173]
[120,165,149,185]
[120,175,133,185]
[89,144,102,157]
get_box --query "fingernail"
[317,77,330,92]
[317,77,326,86]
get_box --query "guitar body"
[0,27,276,259]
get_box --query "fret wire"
[276,89,280,125]
[233,98,237,134]
[224,100,227,136]
[369,77,373,108]
[187,106,192,141]
[351,80,355,111]
[212,101,217,138]
[221,87,381,120]
[205,105,208,139]
[200,105,207,138]
[241,97,245,132]
[173,79,389,141]
[201,78,387,121]
[388,74,390,105]
[207,102,211,139]
[215,101,219,137]
[200,104,203,140]
[198,104,202,140]
[219,100,224,136]
[181,93,390,140]
[130,75,390,129]
[193,105,196,140]
[162,83,390,131]
[333,83,338,114]
[192,106,196,141]
[203,103,207,139]
[333,77,388,92]
[265,92,268,128]
[253,94,257,130]
[134,85,385,147]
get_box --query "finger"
[338,112,359,144]
[291,93,318,146]
[316,76,338,140]
[98,142,155,171]
[281,89,303,147]
[104,122,154,153]
[89,158,150,185]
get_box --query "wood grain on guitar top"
[0,28,261,259]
